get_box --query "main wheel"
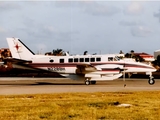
[148,78,155,85]
[85,80,90,85]
[91,81,96,84]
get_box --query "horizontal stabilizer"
[4,58,32,64]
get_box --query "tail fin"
[6,38,35,60]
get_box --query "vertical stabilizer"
[6,38,35,60]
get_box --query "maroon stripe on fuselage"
[101,69,120,72]
[28,62,153,69]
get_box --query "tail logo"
[15,43,20,51]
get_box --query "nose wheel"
[148,77,155,85]
[148,72,155,85]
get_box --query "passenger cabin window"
[74,58,78,62]
[90,58,95,62]
[96,57,101,62]
[108,57,113,61]
[80,58,84,62]
[68,58,73,62]
[49,59,54,63]
[60,59,64,63]
[85,58,89,62]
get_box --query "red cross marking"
[15,44,20,50]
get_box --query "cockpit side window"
[108,57,113,61]
[114,56,120,61]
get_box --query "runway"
[0,77,160,95]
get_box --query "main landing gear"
[85,78,90,85]
[85,78,96,85]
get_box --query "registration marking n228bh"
[47,67,65,71]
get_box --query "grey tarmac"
[0,77,159,95]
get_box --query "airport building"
[134,52,155,62]
[154,49,160,60]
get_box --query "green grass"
[0,91,160,120]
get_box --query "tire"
[91,81,96,84]
[85,80,90,85]
[148,78,155,85]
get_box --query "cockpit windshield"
[115,56,120,61]
[108,56,120,61]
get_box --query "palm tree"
[1,49,11,60]
[53,49,64,56]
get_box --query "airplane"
[6,37,156,85]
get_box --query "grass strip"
[0,91,160,120]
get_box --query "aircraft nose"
[151,66,157,72]
[152,69,156,72]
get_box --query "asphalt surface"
[0,77,159,95]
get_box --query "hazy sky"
[0,0,160,55]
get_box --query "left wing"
[76,63,123,74]
[75,63,123,81]
[76,63,99,74]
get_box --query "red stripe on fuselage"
[27,62,154,69]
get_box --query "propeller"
[119,63,127,87]
[116,64,127,87]
[123,68,126,87]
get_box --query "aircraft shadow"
[0,82,86,86]
[35,82,85,85]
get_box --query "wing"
[75,63,99,74]
[75,63,123,81]
[76,63,123,74]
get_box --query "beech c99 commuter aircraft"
[6,38,156,85]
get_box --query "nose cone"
[149,63,157,72]
[151,67,157,72]
[145,63,157,72]
[124,61,157,73]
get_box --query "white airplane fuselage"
[23,54,156,77]
[6,37,156,84]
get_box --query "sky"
[0,0,160,55]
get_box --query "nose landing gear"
[148,77,155,85]
[148,72,155,85]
